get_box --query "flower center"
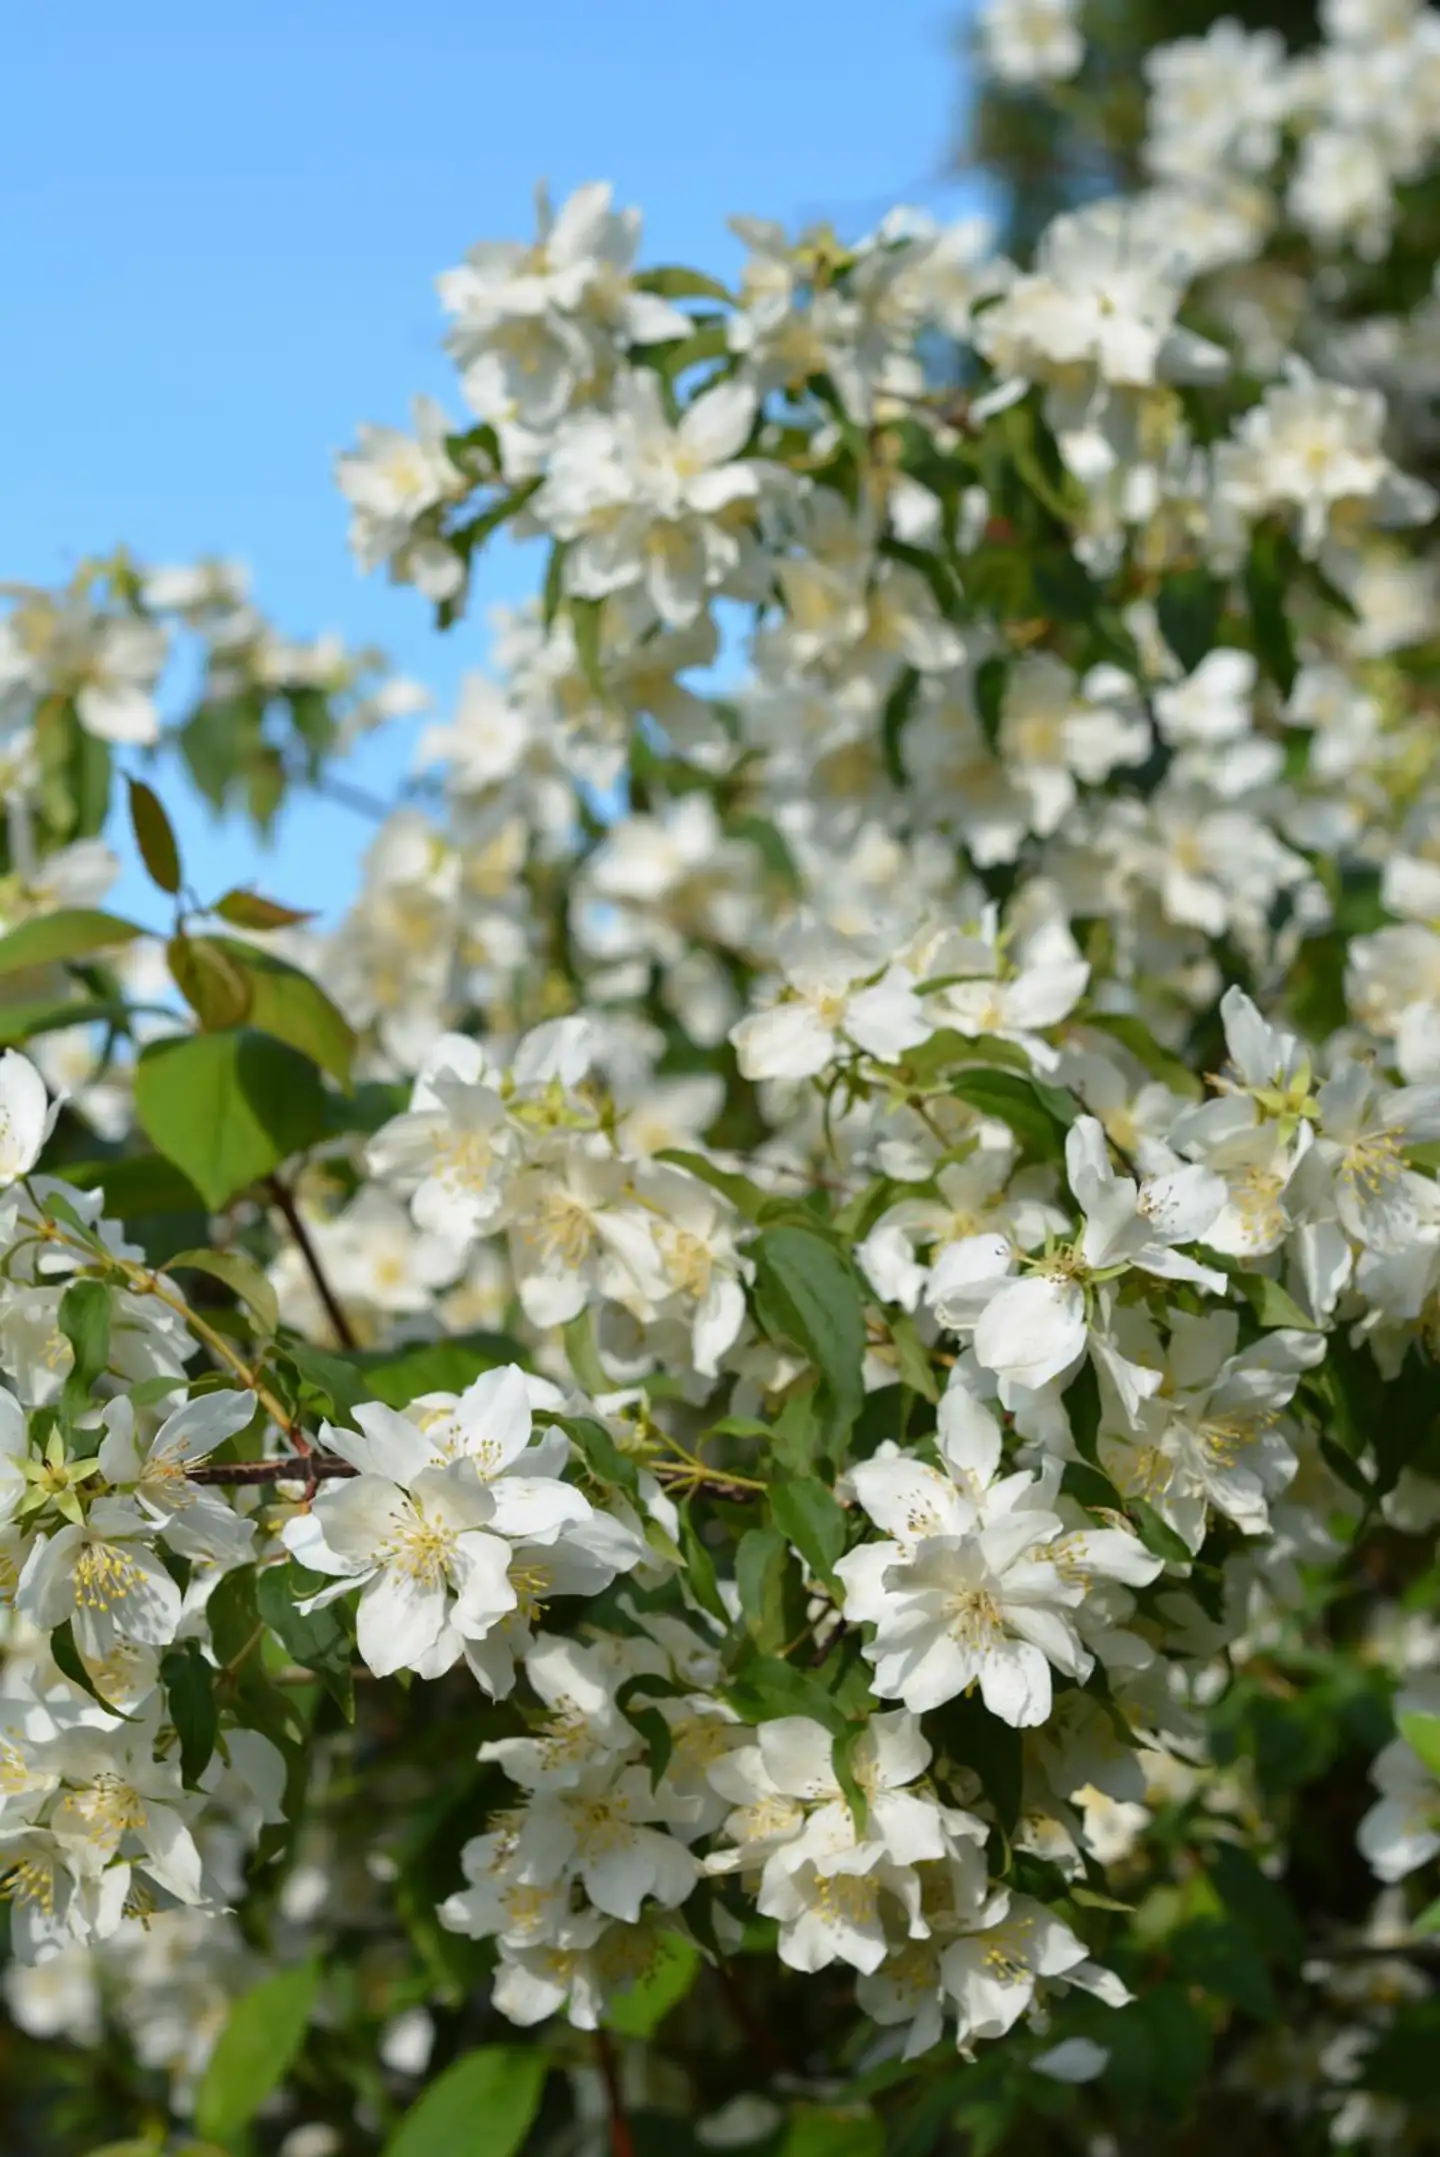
[73,1542,145,1612]
[946,1585,1003,1648]
[382,1501,459,1588]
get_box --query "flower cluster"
[3,1,1440,2148]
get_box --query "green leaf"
[771,1382,821,1474]
[1063,1360,1102,1468]
[166,1247,279,1336]
[256,1561,355,1720]
[1157,567,1225,675]
[356,1331,524,1409]
[283,1339,369,1424]
[1084,1011,1203,1101]
[160,1638,218,1787]
[1244,524,1298,698]
[569,596,607,696]
[974,654,1007,747]
[1363,2000,1440,2102]
[0,908,146,978]
[679,1503,728,1624]
[651,322,731,377]
[725,1655,849,1736]
[1170,1915,1277,2020]
[634,264,734,304]
[50,1618,132,1719]
[58,1278,111,1412]
[127,776,182,895]
[213,888,315,931]
[881,665,921,786]
[889,1310,939,1402]
[0,995,126,1045]
[564,1414,642,1501]
[781,2104,883,2157]
[605,1931,701,2035]
[135,1031,328,1210]
[735,1525,793,1655]
[1399,1711,1440,1779]
[1208,1842,1305,1968]
[205,1566,263,1668]
[617,1672,678,1786]
[929,1691,1022,1835]
[831,1721,870,1836]
[383,2046,547,2157]
[448,476,545,577]
[950,1068,1074,1160]
[752,1226,866,1448]
[1233,1272,1322,1332]
[562,1306,610,1395]
[193,1958,321,2141]
[168,935,253,1030]
[1130,1498,1193,1567]
[771,1477,847,1588]
[656,1148,765,1221]
[208,936,355,1085]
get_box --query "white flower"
[511,1755,700,1923]
[731,925,930,1081]
[741,1711,949,1877]
[335,397,464,577]
[1359,1677,1440,1883]
[537,375,760,626]
[1099,1309,1324,1551]
[931,1118,1224,1394]
[996,656,1151,839]
[282,1389,561,1671]
[1214,362,1437,554]
[96,1390,257,1567]
[74,617,167,746]
[1144,19,1293,180]
[367,1032,513,1243]
[836,1381,1158,1724]
[16,1502,185,1654]
[974,200,1227,399]
[506,1137,669,1331]
[0,1052,56,1184]
[1315,1060,1440,1252]
[981,0,1084,85]
[636,1162,751,1376]
[1153,649,1256,747]
[941,1891,1107,2042]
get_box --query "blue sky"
[3,0,978,925]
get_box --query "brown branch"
[267,1176,358,1350]
[188,1456,357,1485]
[715,1960,784,2076]
[595,2029,634,2157]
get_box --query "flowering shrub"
[5,4,1440,2152]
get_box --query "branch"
[267,1176,358,1349]
[313,773,399,824]
[594,2029,634,2157]
[715,1959,785,2076]
[188,1456,357,1485]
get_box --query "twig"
[267,1175,358,1349]
[188,1456,357,1485]
[715,1959,784,2076]
[27,1199,304,1450]
[595,2028,634,2157]
[314,774,398,824]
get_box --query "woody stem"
[595,2029,634,2157]
[267,1174,358,1350]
